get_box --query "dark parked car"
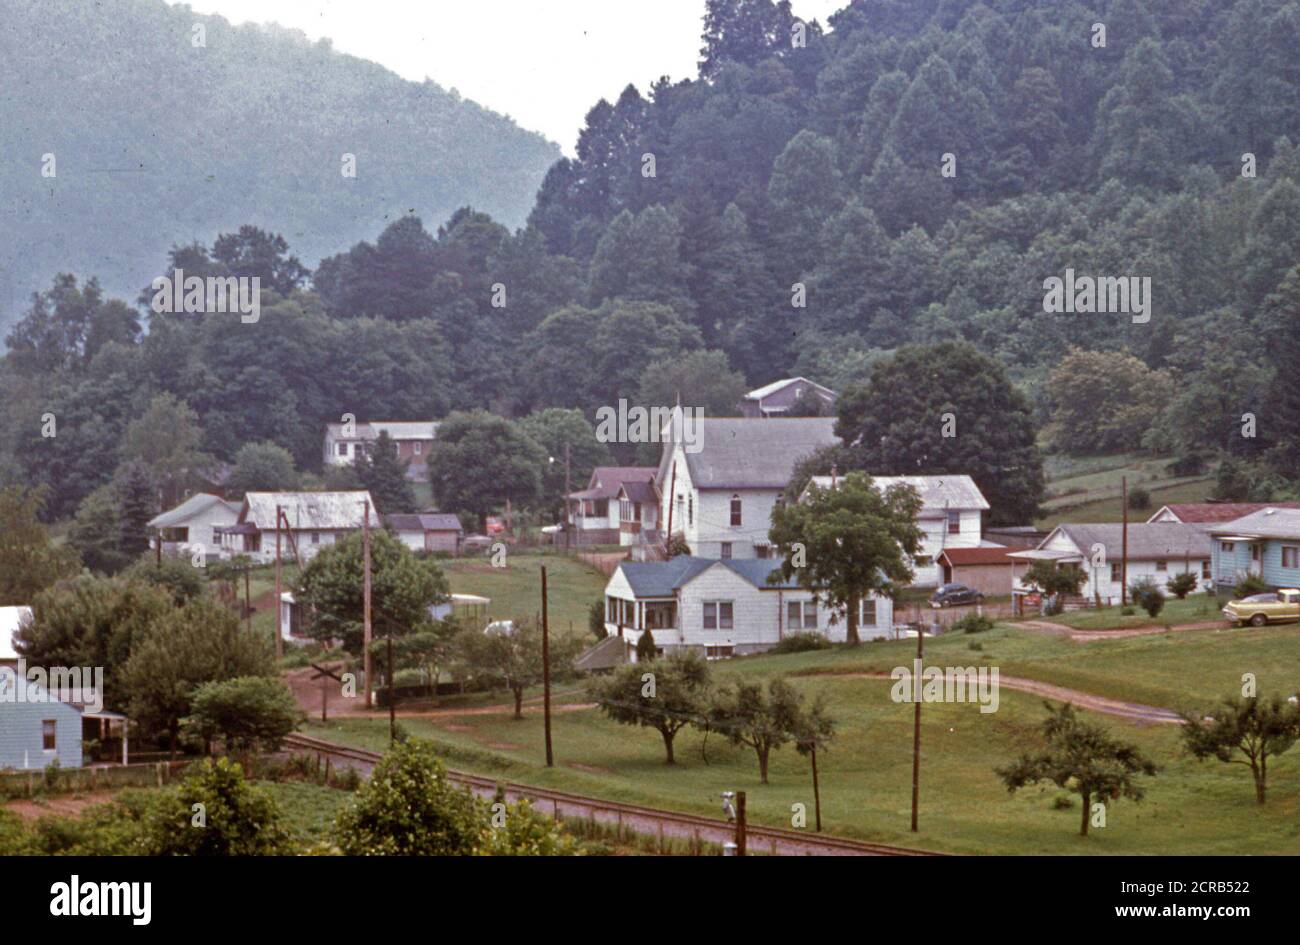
[929,583,984,608]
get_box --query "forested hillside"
[0,0,559,327]
[3,0,1300,543]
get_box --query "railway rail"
[282,732,943,857]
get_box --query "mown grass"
[1036,478,1214,529]
[442,552,607,640]
[312,622,1300,855]
[1044,595,1224,630]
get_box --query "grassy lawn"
[1044,595,1224,630]
[442,552,608,640]
[311,623,1300,855]
[260,780,353,848]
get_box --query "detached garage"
[386,513,464,554]
[937,546,1017,598]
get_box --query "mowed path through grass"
[311,625,1300,855]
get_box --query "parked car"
[1222,588,1300,627]
[929,583,984,608]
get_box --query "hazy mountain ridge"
[0,0,560,326]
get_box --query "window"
[705,645,734,660]
[337,442,348,457]
[947,510,961,535]
[1284,546,1299,569]
[720,542,732,559]
[1155,560,1167,572]
[787,600,818,630]
[645,603,676,630]
[413,441,422,455]
[703,601,733,630]
[861,598,878,626]
[1202,560,1212,579]
[1251,544,1262,563]
[42,720,56,751]
[1110,562,1122,583]
[730,495,742,527]
[688,495,694,527]
[915,555,933,567]
[1221,541,1235,554]
[756,545,771,559]
[311,531,320,545]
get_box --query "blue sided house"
[0,671,84,770]
[1209,507,1300,592]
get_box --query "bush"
[952,613,994,635]
[140,757,292,856]
[1234,574,1272,599]
[770,632,833,654]
[1127,487,1151,510]
[1165,571,1199,600]
[636,629,657,662]
[1129,578,1165,618]
[588,599,607,640]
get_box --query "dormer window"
[730,495,742,527]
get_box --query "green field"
[260,780,354,848]
[442,552,608,639]
[310,621,1300,855]
[1036,478,1214,529]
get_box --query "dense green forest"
[3,0,1300,547]
[0,0,559,326]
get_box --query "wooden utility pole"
[1121,476,1129,607]
[563,442,571,552]
[911,627,923,832]
[363,499,373,709]
[387,632,396,744]
[810,747,822,832]
[541,565,554,767]
[244,565,252,635]
[274,504,283,660]
[736,791,747,856]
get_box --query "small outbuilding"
[936,545,1017,598]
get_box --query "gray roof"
[386,513,462,533]
[743,377,836,403]
[1053,523,1212,560]
[568,466,657,501]
[243,491,382,530]
[616,556,803,598]
[685,418,838,489]
[325,420,438,441]
[1208,507,1300,540]
[147,493,239,529]
[805,474,989,511]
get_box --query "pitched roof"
[1208,507,1300,540]
[569,467,657,501]
[386,513,462,532]
[1152,502,1300,524]
[147,493,239,529]
[325,420,438,441]
[242,491,382,530]
[618,479,658,505]
[685,418,838,489]
[1053,523,1212,560]
[615,556,804,598]
[938,546,1016,566]
[742,377,836,402]
[805,474,990,511]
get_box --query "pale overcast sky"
[173,0,844,153]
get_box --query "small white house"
[216,491,382,564]
[738,377,837,417]
[802,474,990,586]
[148,493,240,561]
[603,556,895,660]
[567,467,658,546]
[1010,522,1213,606]
[323,421,439,481]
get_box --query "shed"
[937,545,1016,597]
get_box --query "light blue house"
[0,670,83,770]
[1209,508,1300,591]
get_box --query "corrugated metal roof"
[805,474,990,511]
[573,635,631,672]
[147,493,239,529]
[386,513,462,532]
[938,546,1016,566]
[242,491,382,530]
[1207,508,1300,540]
[685,418,839,489]
[325,420,438,440]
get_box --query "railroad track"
[282,732,942,857]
